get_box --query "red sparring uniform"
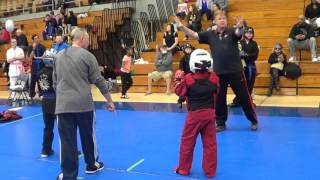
[175,71,219,178]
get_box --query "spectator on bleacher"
[212,3,221,16]
[305,0,320,30]
[177,43,194,109]
[16,29,29,52]
[28,34,47,98]
[145,45,173,95]
[6,38,25,89]
[268,43,287,96]
[49,11,58,39]
[43,14,51,40]
[56,13,68,36]
[67,11,78,33]
[53,35,69,53]
[175,12,258,132]
[176,0,188,20]
[213,0,228,12]
[196,0,214,20]
[186,5,202,36]
[0,24,10,45]
[229,27,259,107]
[163,24,180,55]
[288,15,319,62]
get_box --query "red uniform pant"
[178,108,217,177]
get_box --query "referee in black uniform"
[175,12,258,132]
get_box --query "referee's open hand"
[107,102,115,112]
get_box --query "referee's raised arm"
[174,16,200,40]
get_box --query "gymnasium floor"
[0,91,320,180]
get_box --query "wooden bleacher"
[0,0,89,17]
[129,0,320,95]
[0,5,133,91]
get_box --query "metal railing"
[111,0,136,10]
[148,4,162,32]
[172,0,178,12]
[140,12,150,43]
[164,0,174,17]
[131,20,147,52]
[155,0,167,24]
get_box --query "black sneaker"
[177,102,183,109]
[120,94,128,99]
[41,149,54,158]
[251,123,258,131]
[216,125,226,132]
[85,162,104,174]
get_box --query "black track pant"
[216,71,258,126]
[58,111,99,180]
[120,72,133,95]
[30,73,41,98]
[232,66,256,104]
[42,112,55,152]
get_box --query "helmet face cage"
[189,49,213,73]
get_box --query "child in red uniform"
[174,49,219,178]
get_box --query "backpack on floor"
[0,110,23,122]
[283,63,302,80]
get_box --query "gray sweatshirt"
[53,46,109,114]
[155,52,173,72]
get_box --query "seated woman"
[186,5,202,34]
[163,24,179,55]
[268,43,287,96]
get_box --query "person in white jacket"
[6,38,25,89]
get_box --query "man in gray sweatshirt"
[53,28,115,180]
[145,45,173,95]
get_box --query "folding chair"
[8,73,30,102]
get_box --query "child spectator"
[120,47,134,99]
[38,59,56,158]
[268,43,287,96]
[174,49,219,178]
[229,27,259,107]
[186,5,202,35]
[177,43,194,108]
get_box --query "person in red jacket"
[174,49,219,178]
[0,28,10,45]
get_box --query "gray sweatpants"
[287,37,317,59]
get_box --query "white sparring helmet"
[189,49,213,73]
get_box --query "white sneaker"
[317,56,320,61]
[288,57,295,62]
[312,57,318,62]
